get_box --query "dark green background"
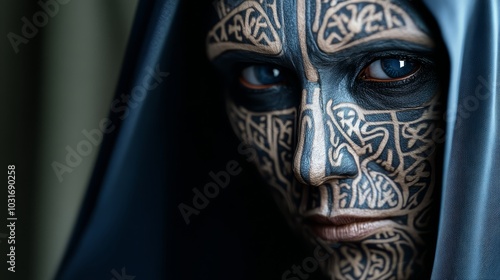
[0,1,137,279]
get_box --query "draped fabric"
[56,0,182,279]
[56,0,500,279]
[424,0,500,278]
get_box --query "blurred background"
[1,1,138,279]
[1,1,320,279]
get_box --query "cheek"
[226,100,298,191]
[325,100,441,211]
[226,92,443,215]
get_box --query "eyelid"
[238,64,287,90]
[239,76,279,89]
[359,58,422,82]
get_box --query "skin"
[207,0,444,279]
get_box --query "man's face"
[207,0,443,279]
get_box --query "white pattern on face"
[228,96,441,279]
[209,0,443,279]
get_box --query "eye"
[360,58,420,82]
[239,65,286,89]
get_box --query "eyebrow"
[206,1,283,61]
[206,41,283,61]
[207,1,434,62]
[318,29,434,55]
[313,1,435,54]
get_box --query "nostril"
[325,146,359,179]
[293,149,337,187]
[293,143,328,187]
[325,169,358,180]
[293,145,360,187]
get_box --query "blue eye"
[363,58,420,81]
[240,65,285,89]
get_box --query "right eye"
[239,65,286,89]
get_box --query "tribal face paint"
[208,1,444,279]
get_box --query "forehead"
[206,0,432,62]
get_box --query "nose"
[293,87,359,186]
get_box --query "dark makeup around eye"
[213,39,439,111]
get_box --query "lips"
[305,215,392,242]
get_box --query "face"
[207,0,444,279]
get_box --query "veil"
[55,0,500,279]
[424,0,500,278]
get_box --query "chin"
[268,176,435,280]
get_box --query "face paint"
[208,0,444,279]
[313,0,433,54]
[206,0,283,60]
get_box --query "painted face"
[207,0,444,279]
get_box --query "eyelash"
[236,54,429,90]
[358,58,422,82]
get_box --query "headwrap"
[424,0,500,278]
[56,0,500,279]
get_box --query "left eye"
[239,65,286,89]
[361,58,420,81]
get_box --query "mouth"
[305,215,393,243]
